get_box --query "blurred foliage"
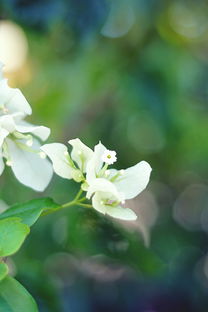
[1,0,208,311]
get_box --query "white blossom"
[42,137,152,221]
[87,178,137,220]
[0,66,31,117]
[101,149,117,165]
[85,143,152,220]
[0,63,53,191]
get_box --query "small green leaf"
[0,218,30,257]
[0,198,60,226]
[0,263,8,282]
[0,276,38,312]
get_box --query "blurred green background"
[1,0,208,311]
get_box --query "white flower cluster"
[0,62,152,221]
[0,63,52,191]
[41,139,152,220]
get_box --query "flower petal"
[113,161,152,200]
[0,127,9,147]
[106,206,137,220]
[0,115,16,133]
[86,141,106,182]
[0,79,32,115]
[41,143,72,179]
[86,178,121,200]
[92,192,107,214]
[68,138,93,172]
[0,150,4,175]
[6,138,53,191]
[15,121,50,141]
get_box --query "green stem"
[61,198,91,209]
[74,189,83,201]
[77,203,92,208]
[61,200,77,209]
[77,197,87,203]
[42,191,91,218]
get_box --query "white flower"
[0,63,31,117]
[85,142,152,220]
[86,142,152,197]
[0,117,53,191]
[42,138,152,221]
[41,138,93,182]
[86,178,137,220]
[101,149,117,165]
[0,64,53,191]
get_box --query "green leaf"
[0,218,30,257]
[0,198,60,227]
[0,276,38,312]
[0,263,8,282]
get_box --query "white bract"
[85,142,152,220]
[42,139,152,221]
[41,138,93,182]
[0,63,53,191]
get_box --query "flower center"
[101,149,117,165]
[100,199,120,207]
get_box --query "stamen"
[26,138,33,147]
[105,170,110,176]
[110,169,125,182]
[97,163,108,178]
[39,151,46,159]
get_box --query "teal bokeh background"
[1,1,208,311]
